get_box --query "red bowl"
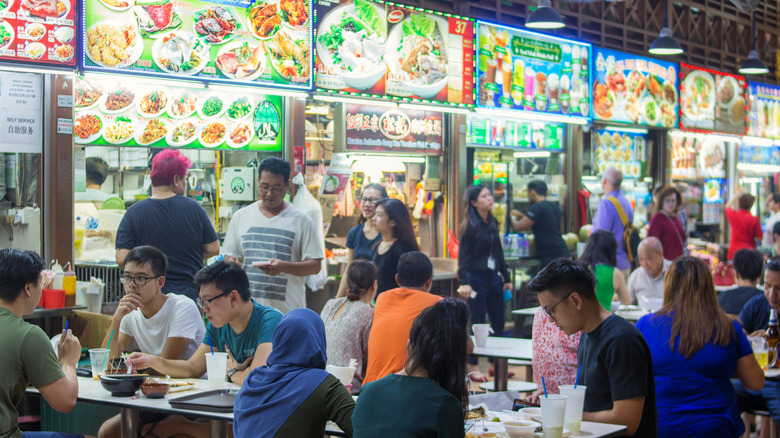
[140,382,170,399]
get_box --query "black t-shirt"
[116,196,218,299]
[578,314,657,438]
[718,286,763,316]
[372,241,412,295]
[526,201,569,258]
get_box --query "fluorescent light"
[208,83,307,98]
[742,136,775,147]
[600,126,649,134]
[514,151,551,158]
[475,107,588,125]
[84,72,206,88]
[0,65,74,76]
[741,177,764,183]
[348,153,426,163]
[314,95,398,108]
[737,163,780,172]
[693,133,742,143]
[398,103,471,115]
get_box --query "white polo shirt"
[627,258,672,304]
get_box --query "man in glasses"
[526,258,657,438]
[222,156,323,314]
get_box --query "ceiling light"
[648,0,683,56]
[525,0,564,29]
[739,13,769,75]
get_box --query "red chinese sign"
[0,0,76,66]
[345,104,443,154]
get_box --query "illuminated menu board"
[475,21,590,119]
[314,0,474,106]
[591,127,646,178]
[679,63,746,135]
[0,0,76,66]
[748,82,780,139]
[82,0,312,90]
[345,104,443,153]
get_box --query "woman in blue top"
[337,184,388,298]
[636,256,764,438]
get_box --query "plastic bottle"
[51,260,64,290]
[63,263,76,308]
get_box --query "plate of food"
[200,122,227,147]
[279,0,308,30]
[101,84,135,114]
[660,101,676,128]
[19,0,69,19]
[247,2,282,40]
[151,31,210,75]
[197,95,225,120]
[74,113,103,144]
[0,0,12,13]
[102,116,135,145]
[194,5,239,45]
[98,0,132,12]
[137,89,169,118]
[662,80,677,105]
[604,69,627,103]
[53,26,73,44]
[625,70,646,100]
[265,28,309,83]
[226,122,253,148]
[215,40,266,80]
[166,121,199,146]
[166,380,198,393]
[681,69,715,121]
[385,13,448,99]
[168,90,198,118]
[86,21,144,68]
[53,44,73,62]
[717,75,739,108]
[642,96,660,125]
[225,97,253,121]
[75,78,103,109]
[135,118,167,146]
[315,0,386,90]
[133,0,182,37]
[0,19,13,51]
[25,41,46,59]
[592,81,615,119]
[25,23,45,41]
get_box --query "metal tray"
[168,389,239,413]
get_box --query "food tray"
[168,389,238,412]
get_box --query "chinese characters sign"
[345,104,443,153]
[0,72,42,153]
[0,0,76,66]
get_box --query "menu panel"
[592,47,678,128]
[679,63,746,135]
[748,82,780,139]
[467,116,563,150]
[314,0,474,106]
[74,75,283,151]
[82,0,312,89]
[345,103,443,153]
[739,143,780,166]
[591,127,646,178]
[0,0,76,65]
[670,132,726,179]
[475,21,590,118]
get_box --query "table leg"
[120,407,139,438]
[210,419,228,438]
[494,358,508,392]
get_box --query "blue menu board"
[591,127,646,178]
[748,82,780,139]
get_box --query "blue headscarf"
[233,308,331,438]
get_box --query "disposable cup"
[559,385,586,434]
[540,394,567,438]
[89,348,109,380]
[473,324,491,347]
[326,364,356,387]
[206,353,228,389]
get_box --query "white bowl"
[503,420,540,438]
[519,407,542,423]
[637,295,663,312]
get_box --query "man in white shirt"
[763,194,780,248]
[222,157,323,314]
[75,157,113,203]
[627,237,671,304]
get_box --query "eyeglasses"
[542,292,574,318]
[767,259,780,271]
[360,197,380,204]
[119,274,160,286]
[259,185,286,195]
[197,290,230,309]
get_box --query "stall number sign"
[0,72,42,153]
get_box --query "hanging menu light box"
[475,21,591,120]
[0,0,76,66]
[467,116,564,151]
[679,63,746,135]
[314,0,475,106]
[73,75,283,151]
[591,128,646,178]
[748,82,780,139]
[81,0,312,90]
[592,47,678,128]
[344,104,443,153]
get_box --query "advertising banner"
[475,21,590,118]
[738,143,780,166]
[679,63,746,135]
[748,82,780,139]
[670,132,727,179]
[0,0,76,66]
[591,128,646,178]
[345,103,443,153]
[592,47,678,128]
[74,75,283,151]
[82,0,312,89]
[314,0,474,106]
[467,116,563,150]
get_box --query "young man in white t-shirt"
[222,157,323,314]
[98,245,205,438]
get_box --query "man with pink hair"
[115,149,220,300]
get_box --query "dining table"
[470,336,533,392]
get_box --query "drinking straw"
[574,365,582,388]
[209,337,214,355]
[102,329,114,374]
[542,376,548,398]
[64,320,69,333]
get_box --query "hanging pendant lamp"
[525,0,565,30]
[739,12,769,75]
[649,0,683,55]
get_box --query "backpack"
[608,196,640,267]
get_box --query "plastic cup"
[206,352,228,389]
[540,394,568,438]
[326,364,356,387]
[43,289,65,309]
[89,348,109,380]
[559,385,587,434]
[473,324,491,347]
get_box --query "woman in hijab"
[233,308,355,438]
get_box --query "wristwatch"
[226,368,237,381]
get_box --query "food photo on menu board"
[679,63,746,134]
[476,21,590,117]
[73,75,283,151]
[669,132,726,178]
[748,82,780,139]
[314,0,474,106]
[81,0,312,89]
[0,0,76,65]
[592,48,678,128]
[591,128,646,178]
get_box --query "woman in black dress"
[371,198,419,295]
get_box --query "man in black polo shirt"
[510,180,570,270]
[526,258,657,438]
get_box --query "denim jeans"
[733,378,780,420]
[467,270,505,365]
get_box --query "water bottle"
[523,235,530,256]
